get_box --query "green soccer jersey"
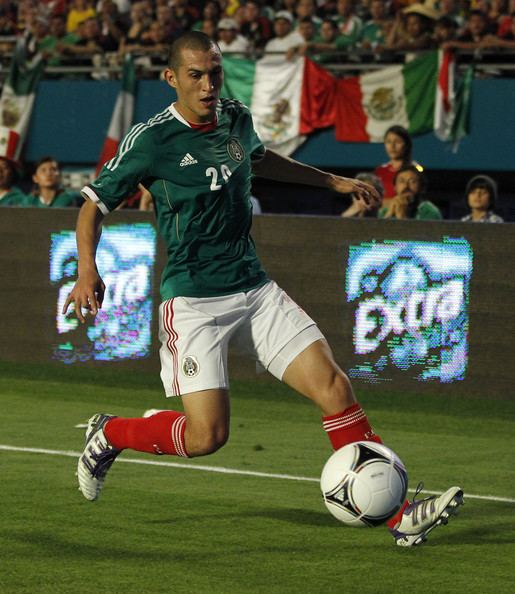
[83,99,269,300]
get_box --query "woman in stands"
[374,125,421,204]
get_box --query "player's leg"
[250,282,463,545]
[77,296,236,500]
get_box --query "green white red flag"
[0,37,45,160]
[222,56,334,155]
[335,52,438,142]
[96,55,136,174]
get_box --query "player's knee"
[186,425,229,457]
[319,371,355,413]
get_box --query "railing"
[1,45,515,81]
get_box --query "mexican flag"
[335,51,438,142]
[222,56,334,155]
[96,55,136,174]
[0,37,45,160]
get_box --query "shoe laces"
[412,481,436,506]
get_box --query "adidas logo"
[179,153,198,167]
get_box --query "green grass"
[1,362,514,594]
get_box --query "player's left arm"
[251,148,380,209]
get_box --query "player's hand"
[62,269,106,324]
[328,175,381,210]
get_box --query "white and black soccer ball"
[320,441,408,527]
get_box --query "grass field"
[1,361,514,594]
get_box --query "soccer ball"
[320,441,408,527]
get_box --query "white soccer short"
[158,280,324,397]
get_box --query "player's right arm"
[62,198,106,323]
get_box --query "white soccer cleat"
[390,483,464,547]
[77,413,121,501]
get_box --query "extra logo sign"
[346,239,473,383]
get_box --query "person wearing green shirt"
[64,32,463,548]
[38,14,81,67]
[0,157,30,207]
[27,156,81,208]
[378,164,442,220]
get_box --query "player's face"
[395,171,420,200]
[165,47,223,124]
[33,160,60,189]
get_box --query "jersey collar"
[169,102,218,130]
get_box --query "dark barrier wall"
[1,209,514,399]
[24,78,515,171]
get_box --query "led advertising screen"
[50,223,157,363]
[346,238,473,383]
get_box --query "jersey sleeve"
[81,127,154,214]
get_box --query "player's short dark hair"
[384,125,413,162]
[168,31,219,70]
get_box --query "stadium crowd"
[0,1,512,221]
[0,0,514,68]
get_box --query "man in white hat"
[217,17,249,56]
[263,10,304,57]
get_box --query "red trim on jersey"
[164,299,180,396]
[187,117,218,132]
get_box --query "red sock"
[104,411,188,457]
[322,403,408,528]
[322,403,382,450]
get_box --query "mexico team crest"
[227,138,245,162]
[182,355,200,378]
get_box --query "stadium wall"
[1,208,514,400]
[24,78,515,171]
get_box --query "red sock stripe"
[164,298,180,396]
[323,409,367,432]
[171,415,188,458]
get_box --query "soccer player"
[64,31,463,547]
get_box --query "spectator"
[307,18,339,62]
[28,156,81,207]
[386,3,437,54]
[334,0,363,51]
[119,18,174,73]
[170,0,199,33]
[295,0,322,30]
[0,157,28,207]
[497,0,515,35]
[240,0,273,50]
[201,18,218,39]
[124,1,151,45]
[437,0,465,29]
[433,15,458,46]
[193,1,222,31]
[482,10,515,48]
[38,14,80,66]
[66,0,96,33]
[341,172,384,217]
[461,174,504,222]
[442,10,491,50]
[217,17,250,55]
[360,0,392,53]
[374,125,420,202]
[156,4,184,41]
[97,0,125,49]
[264,10,304,57]
[378,164,441,220]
